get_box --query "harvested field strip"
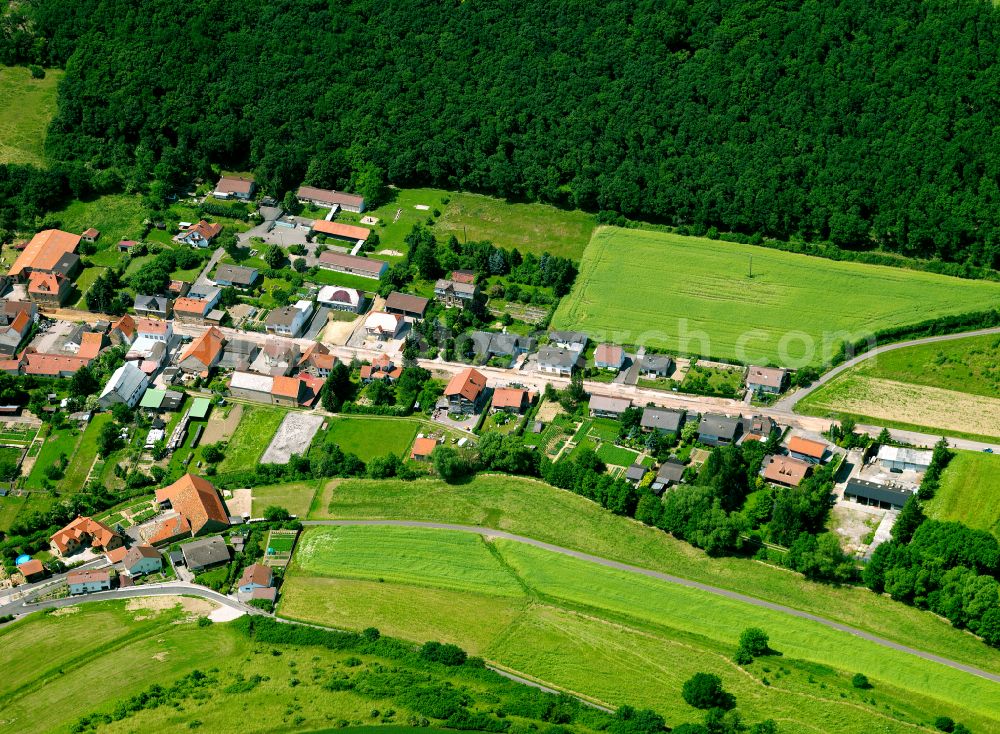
[261,412,325,464]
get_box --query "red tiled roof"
[311,220,371,241]
[112,314,136,339]
[148,514,192,545]
[239,563,272,588]
[155,474,229,536]
[411,437,439,459]
[762,455,811,486]
[137,318,169,335]
[105,545,128,564]
[296,186,364,208]
[187,220,222,241]
[174,297,212,316]
[66,569,110,585]
[8,229,80,277]
[450,270,476,284]
[50,516,120,554]
[23,351,91,376]
[27,271,65,295]
[271,375,303,400]
[9,310,30,334]
[444,368,487,402]
[82,228,100,238]
[77,331,104,360]
[492,387,527,410]
[17,558,44,576]
[179,327,224,368]
[594,344,624,365]
[787,436,826,459]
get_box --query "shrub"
[420,640,468,666]
[935,717,955,732]
[851,673,871,689]
[681,673,734,710]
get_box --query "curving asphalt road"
[0,581,263,618]
[776,325,1000,412]
[302,519,1000,685]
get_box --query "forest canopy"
[4,0,1000,267]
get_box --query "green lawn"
[216,406,286,473]
[358,187,450,254]
[0,65,63,165]
[24,425,82,490]
[308,267,383,293]
[312,415,420,462]
[251,480,321,518]
[926,451,1000,538]
[309,475,1000,676]
[553,226,1000,366]
[796,333,1000,441]
[0,492,54,532]
[282,526,999,732]
[47,193,151,246]
[432,190,596,259]
[595,442,640,466]
[72,265,107,308]
[0,600,574,734]
[58,413,112,492]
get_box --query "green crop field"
[926,451,1000,538]
[217,406,285,473]
[282,526,999,732]
[310,475,1000,676]
[251,480,321,518]
[311,415,419,462]
[0,66,63,165]
[797,333,1000,441]
[0,599,588,734]
[553,227,1000,366]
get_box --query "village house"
[134,294,172,319]
[149,474,230,545]
[180,536,231,572]
[296,185,366,213]
[253,338,301,376]
[214,264,260,289]
[122,545,163,577]
[746,366,789,396]
[877,446,933,473]
[318,251,388,279]
[229,371,307,406]
[213,175,256,200]
[67,569,112,594]
[177,220,223,248]
[697,414,742,446]
[742,415,777,442]
[434,278,478,309]
[761,455,811,487]
[7,229,81,280]
[384,291,429,320]
[0,310,32,356]
[844,478,916,511]
[640,406,685,436]
[98,361,149,409]
[466,331,536,364]
[589,395,631,418]
[310,219,371,244]
[51,516,123,556]
[594,344,625,370]
[109,314,137,346]
[535,345,583,376]
[17,558,45,582]
[491,387,530,414]
[238,563,274,594]
[651,461,686,494]
[548,330,588,352]
[265,300,314,337]
[177,327,225,375]
[410,436,440,461]
[298,342,337,378]
[220,338,261,371]
[786,436,827,464]
[360,353,402,382]
[172,297,214,323]
[364,311,404,341]
[317,285,364,313]
[444,367,488,414]
[27,271,72,305]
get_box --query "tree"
[431,445,474,483]
[263,245,285,269]
[264,505,291,521]
[737,627,770,658]
[681,673,734,711]
[202,444,225,463]
[891,495,926,544]
[69,366,99,397]
[96,420,123,457]
[322,362,354,411]
[934,717,955,732]
[351,162,387,208]
[851,673,871,689]
[877,427,892,445]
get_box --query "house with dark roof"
[651,461,686,494]
[219,338,261,371]
[296,186,366,213]
[536,346,583,376]
[134,294,172,319]
[384,291,430,319]
[697,414,742,446]
[844,479,915,510]
[214,264,260,289]
[444,368,488,414]
[624,463,647,485]
[434,279,478,309]
[589,395,631,418]
[639,354,674,378]
[180,536,231,572]
[265,300,313,337]
[640,407,685,435]
[98,362,149,409]
[465,331,536,364]
[548,331,588,351]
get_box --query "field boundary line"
[299,519,1000,685]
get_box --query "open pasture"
[311,415,419,462]
[0,65,62,165]
[552,227,1000,366]
[282,526,1000,732]
[925,451,1000,538]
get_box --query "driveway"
[193,247,225,290]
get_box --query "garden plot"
[261,412,325,464]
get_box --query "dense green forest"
[4,0,1000,267]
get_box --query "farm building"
[746,366,788,395]
[444,367,488,414]
[640,407,684,435]
[0,310,32,356]
[594,344,625,370]
[698,414,742,446]
[310,219,371,243]
[384,291,429,319]
[7,229,81,280]
[178,327,226,374]
[317,285,364,313]
[844,478,916,511]
[296,186,366,213]
[98,362,149,409]
[152,474,230,543]
[214,175,256,200]
[588,395,631,418]
[877,446,933,473]
[761,455,811,487]
[786,436,827,464]
[318,251,388,279]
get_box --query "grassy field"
[24,424,82,490]
[797,333,1000,441]
[0,66,63,165]
[251,480,321,517]
[0,599,583,734]
[282,526,1000,732]
[311,415,420,462]
[433,190,595,259]
[553,227,1000,366]
[310,475,1000,676]
[49,193,150,246]
[217,406,285,473]
[57,414,111,491]
[926,451,1000,538]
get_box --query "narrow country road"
[775,325,1000,411]
[301,519,1000,685]
[0,581,263,617]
